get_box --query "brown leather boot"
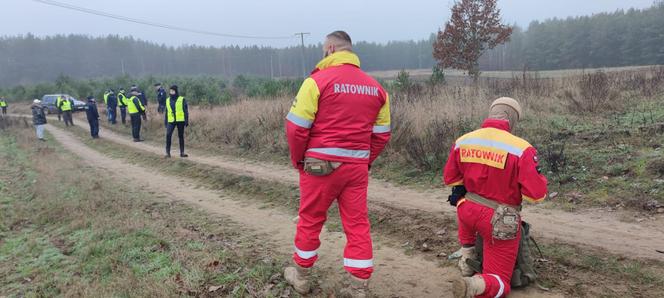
[339,275,370,298]
[284,263,311,294]
[452,275,486,298]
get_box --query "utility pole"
[295,32,310,78]
[270,53,275,79]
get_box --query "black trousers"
[166,122,185,155]
[88,118,99,137]
[120,107,127,124]
[63,111,73,126]
[130,113,142,140]
[1,107,6,114]
[108,106,117,124]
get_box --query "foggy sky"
[3,0,656,48]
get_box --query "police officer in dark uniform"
[105,89,118,124]
[85,96,100,138]
[155,83,167,114]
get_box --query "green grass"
[0,123,292,297]
[539,242,664,297]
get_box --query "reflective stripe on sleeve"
[372,125,391,133]
[286,112,313,129]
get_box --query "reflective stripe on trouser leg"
[294,246,317,259]
[343,258,373,268]
[293,245,318,268]
[488,274,505,298]
[293,167,343,268]
[337,163,373,279]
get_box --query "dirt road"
[43,122,560,297]
[65,117,664,260]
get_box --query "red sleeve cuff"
[522,194,546,203]
[446,180,464,186]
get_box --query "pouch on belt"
[303,157,341,176]
[464,192,521,240]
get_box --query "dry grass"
[187,99,291,153]
[87,66,664,208]
[368,65,663,80]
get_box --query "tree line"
[0,34,436,86]
[480,1,664,70]
[0,2,662,86]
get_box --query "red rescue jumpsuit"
[444,119,547,297]
[285,51,391,279]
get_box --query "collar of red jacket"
[314,51,360,72]
[481,118,511,132]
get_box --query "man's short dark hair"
[327,31,352,45]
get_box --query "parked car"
[40,94,87,114]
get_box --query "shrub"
[564,71,619,114]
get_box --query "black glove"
[447,185,467,207]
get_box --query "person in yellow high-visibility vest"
[126,89,146,142]
[0,97,8,115]
[56,95,64,121]
[164,85,189,158]
[58,96,74,127]
[117,88,128,125]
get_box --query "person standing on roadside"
[164,85,189,158]
[56,95,64,121]
[0,97,8,115]
[127,89,146,142]
[131,85,148,110]
[105,89,118,124]
[31,99,47,141]
[85,96,100,138]
[58,95,74,127]
[117,88,128,125]
[283,31,391,297]
[103,89,111,120]
[155,83,167,115]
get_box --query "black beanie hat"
[169,85,178,93]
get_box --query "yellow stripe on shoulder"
[289,78,320,121]
[374,93,390,127]
[455,127,532,157]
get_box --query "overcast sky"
[3,0,656,48]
